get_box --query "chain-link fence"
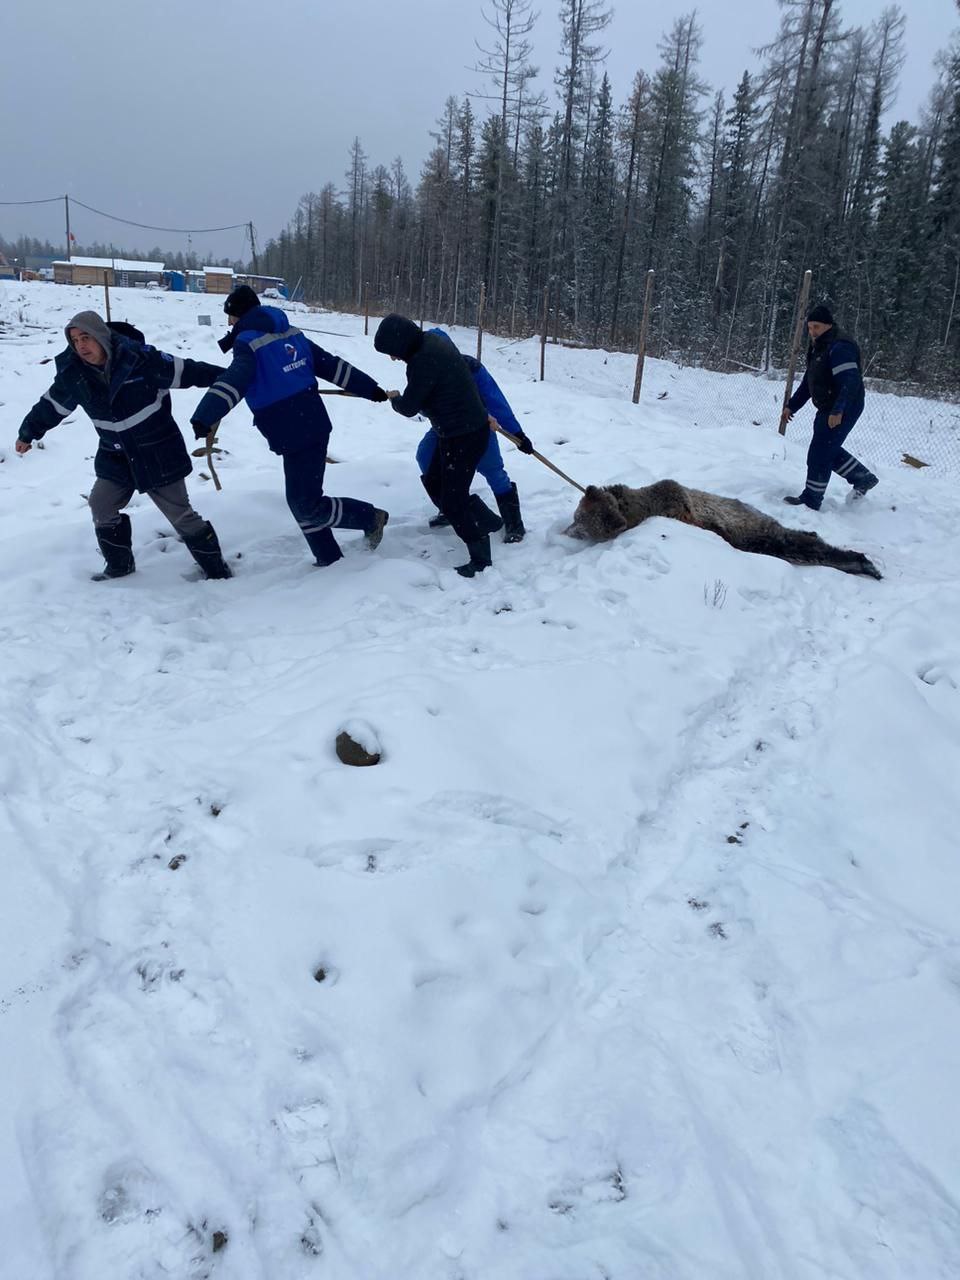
[638,354,960,478]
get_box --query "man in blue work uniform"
[191,286,389,567]
[781,304,879,510]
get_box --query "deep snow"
[1,280,959,1280]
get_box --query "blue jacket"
[788,327,864,418]
[426,328,524,437]
[191,305,383,455]
[19,336,222,492]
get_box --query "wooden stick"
[489,421,587,494]
[476,280,486,361]
[192,426,223,490]
[780,268,812,435]
[632,269,655,404]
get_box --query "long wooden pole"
[103,271,111,321]
[540,284,549,382]
[780,268,812,435]
[490,421,586,494]
[363,282,369,336]
[632,269,655,404]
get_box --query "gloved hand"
[218,331,235,354]
[192,421,208,441]
[516,433,535,455]
[369,387,388,403]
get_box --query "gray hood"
[64,310,114,366]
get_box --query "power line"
[0,197,63,206]
[71,198,248,235]
[0,193,248,235]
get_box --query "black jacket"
[788,327,864,417]
[374,314,488,439]
[19,337,222,492]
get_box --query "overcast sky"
[1,0,954,263]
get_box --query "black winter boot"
[468,493,504,535]
[93,514,135,581]
[783,492,821,510]
[455,534,493,578]
[182,521,232,579]
[495,483,526,543]
[428,511,451,528]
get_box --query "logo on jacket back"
[281,341,308,374]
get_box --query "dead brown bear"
[565,480,882,579]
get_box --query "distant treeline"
[257,0,960,388]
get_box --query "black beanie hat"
[807,303,834,325]
[224,284,260,319]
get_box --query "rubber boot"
[468,493,504,535]
[365,508,390,550]
[182,521,232,579]
[495,483,526,543]
[455,534,492,578]
[93,513,135,580]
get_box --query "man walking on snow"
[190,286,389,568]
[374,313,505,578]
[780,304,879,510]
[415,327,534,544]
[16,311,233,581]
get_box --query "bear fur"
[565,480,882,580]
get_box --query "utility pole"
[64,194,72,261]
[248,221,259,275]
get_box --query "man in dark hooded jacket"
[191,285,389,568]
[374,313,505,577]
[780,304,879,510]
[16,310,232,580]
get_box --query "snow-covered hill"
[2,280,958,1280]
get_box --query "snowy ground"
[1,279,959,1280]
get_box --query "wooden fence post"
[103,271,112,322]
[780,268,812,435]
[540,284,549,382]
[476,280,486,361]
[631,269,655,404]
